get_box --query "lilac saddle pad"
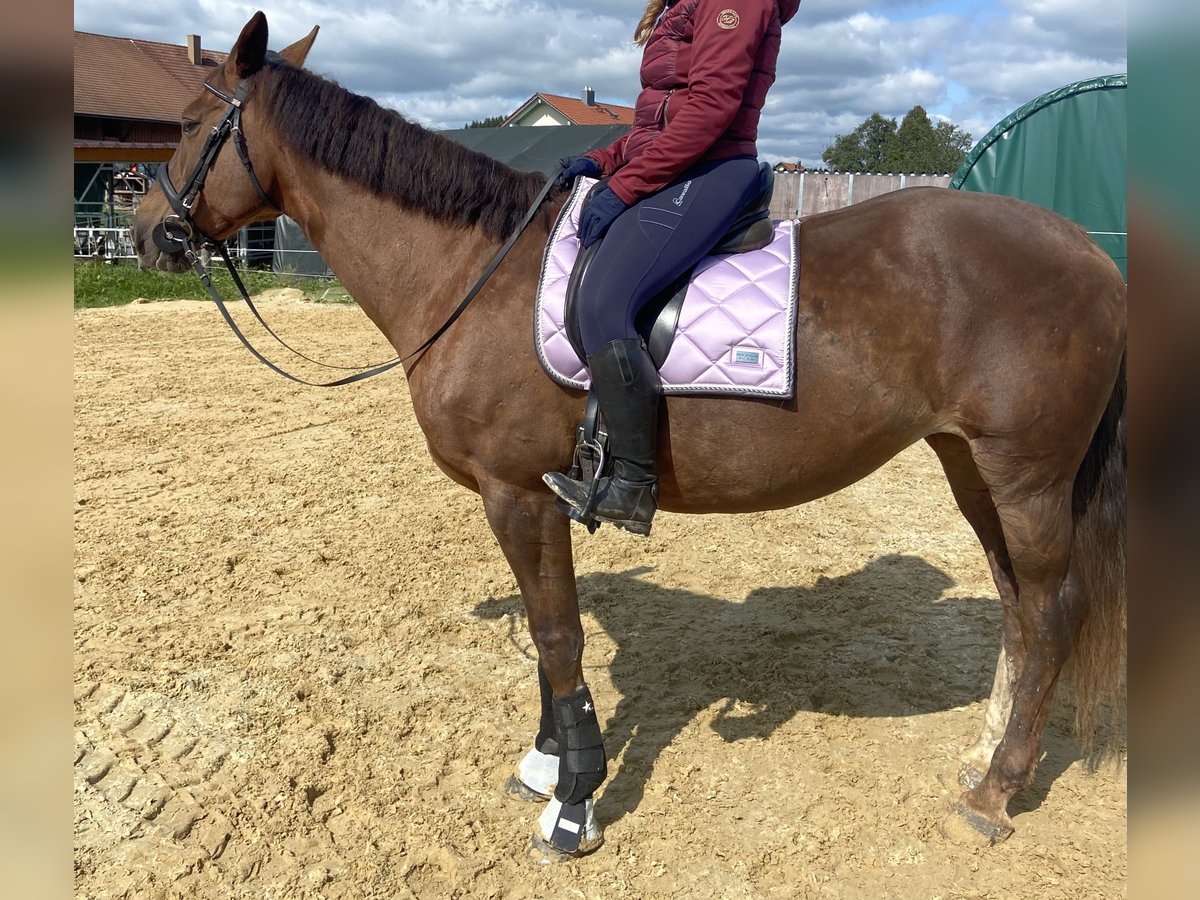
[534,177,799,398]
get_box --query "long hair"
[252,58,543,242]
[1066,350,1127,759]
[634,0,667,46]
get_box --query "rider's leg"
[544,156,762,534]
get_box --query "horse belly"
[657,375,932,515]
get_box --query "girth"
[562,161,775,366]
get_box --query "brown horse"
[132,13,1126,857]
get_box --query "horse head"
[132,13,318,272]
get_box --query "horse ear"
[279,26,319,68]
[226,11,269,79]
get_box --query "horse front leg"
[480,479,607,860]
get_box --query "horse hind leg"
[964,648,1015,788]
[939,458,1083,846]
[925,434,1022,788]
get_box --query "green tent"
[951,74,1126,279]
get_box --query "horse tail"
[1067,349,1127,756]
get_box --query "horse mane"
[253,58,544,241]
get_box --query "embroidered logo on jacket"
[717,9,740,29]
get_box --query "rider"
[543,0,801,536]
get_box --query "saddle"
[562,161,777,367]
[537,163,796,529]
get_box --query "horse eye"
[182,121,200,136]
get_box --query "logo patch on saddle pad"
[534,177,799,398]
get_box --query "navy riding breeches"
[576,156,764,356]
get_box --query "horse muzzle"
[131,218,191,273]
[151,215,195,255]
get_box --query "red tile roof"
[539,93,635,126]
[505,92,635,127]
[74,31,227,123]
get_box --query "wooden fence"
[768,172,952,220]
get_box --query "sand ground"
[74,298,1125,899]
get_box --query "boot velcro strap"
[565,747,606,773]
[550,799,588,853]
[552,685,608,804]
[564,727,602,751]
[555,688,599,729]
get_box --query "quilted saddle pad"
[534,177,799,398]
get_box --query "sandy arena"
[74,295,1126,899]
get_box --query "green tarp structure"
[951,74,1126,279]
[439,124,630,177]
[272,125,630,274]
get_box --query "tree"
[821,106,972,174]
[464,115,505,129]
[884,105,937,173]
[821,112,896,172]
[931,119,974,172]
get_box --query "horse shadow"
[472,553,1079,825]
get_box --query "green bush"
[73,261,352,308]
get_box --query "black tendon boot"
[544,338,661,535]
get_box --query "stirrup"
[546,436,606,533]
[554,495,597,529]
[577,439,607,519]
[543,472,603,533]
[545,469,657,537]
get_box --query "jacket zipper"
[658,89,677,127]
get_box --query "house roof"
[503,92,635,127]
[75,30,227,123]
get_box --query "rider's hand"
[577,186,627,247]
[555,156,602,192]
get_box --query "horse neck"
[269,140,504,363]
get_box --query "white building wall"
[508,104,571,127]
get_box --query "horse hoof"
[938,800,1015,847]
[526,830,604,865]
[504,774,550,803]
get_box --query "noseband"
[152,81,279,255]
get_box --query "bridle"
[150,77,558,387]
[152,81,279,254]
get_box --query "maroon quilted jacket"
[587,0,801,205]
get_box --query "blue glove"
[578,186,627,247]
[555,155,601,192]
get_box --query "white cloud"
[73,1,1127,167]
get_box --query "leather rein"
[152,80,558,387]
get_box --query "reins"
[153,78,559,387]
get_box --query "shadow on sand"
[473,553,1081,824]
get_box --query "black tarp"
[438,124,630,176]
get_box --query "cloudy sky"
[74,0,1126,166]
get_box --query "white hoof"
[505,746,557,801]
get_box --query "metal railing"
[72,223,334,278]
[74,227,137,260]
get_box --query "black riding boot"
[544,338,661,535]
